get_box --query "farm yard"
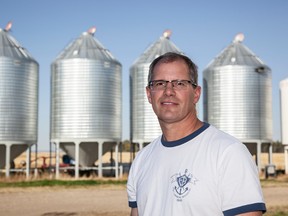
[0,177,287,216]
[8,151,287,177]
[0,151,287,216]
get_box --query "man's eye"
[177,81,185,86]
[155,82,165,86]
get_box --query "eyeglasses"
[148,80,197,91]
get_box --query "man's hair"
[148,52,198,85]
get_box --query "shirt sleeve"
[127,162,138,208]
[219,143,266,215]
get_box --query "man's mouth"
[161,101,177,105]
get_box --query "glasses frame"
[148,79,197,91]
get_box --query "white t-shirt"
[127,123,266,216]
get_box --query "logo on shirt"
[170,169,198,201]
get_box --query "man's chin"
[158,116,180,124]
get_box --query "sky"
[1,0,287,151]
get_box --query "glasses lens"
[155,80,166,89]
[149,80,164,90]
[150,80,194,90]
[173,80,187,89]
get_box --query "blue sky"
[1,0,287,150]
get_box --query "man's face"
[146,60,201,125]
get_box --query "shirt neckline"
[161,122,210,147]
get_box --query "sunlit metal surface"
[130,30,183,144]
[50,31,122,166]
[203,37,272,141]
[280,78,288,145]
[0,28,39,168]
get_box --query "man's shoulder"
[205,124,241,143]
[201,124,245,154]
[133,136,162,159]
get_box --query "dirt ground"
[0,184,129,216]
[0,183,287,216]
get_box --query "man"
[127,52,266,215]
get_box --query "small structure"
[0,22,39,177]
[280,78,288,174]
[50,26,122,178]
[130,30,183,150]
[203,33,273,172]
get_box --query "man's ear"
[146,86,152,104]
[193,86,201,104]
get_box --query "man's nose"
[164,82,176,95]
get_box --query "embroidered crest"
[170,169,198,201]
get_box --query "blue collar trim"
[161,122,210,147]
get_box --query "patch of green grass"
[265,206,288,216]
[261,176,288,188]
[0,179,127,188]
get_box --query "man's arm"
[130,208,138,216]
[238,211,262,216]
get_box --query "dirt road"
[0,185,287,216]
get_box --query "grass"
[266,206,288,216]
[261,176,288,215]
[260,175,288,187]
[0,178,127,188]
[0,175,288,215]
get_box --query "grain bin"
[280,78,288,145]
[50,27,122,176]
[130,30,183,149]
[280,78,288,174]
[203,33,272,169]
[0,23,39,174]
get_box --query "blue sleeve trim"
[129,201,137,208]
[223,203,266,216]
